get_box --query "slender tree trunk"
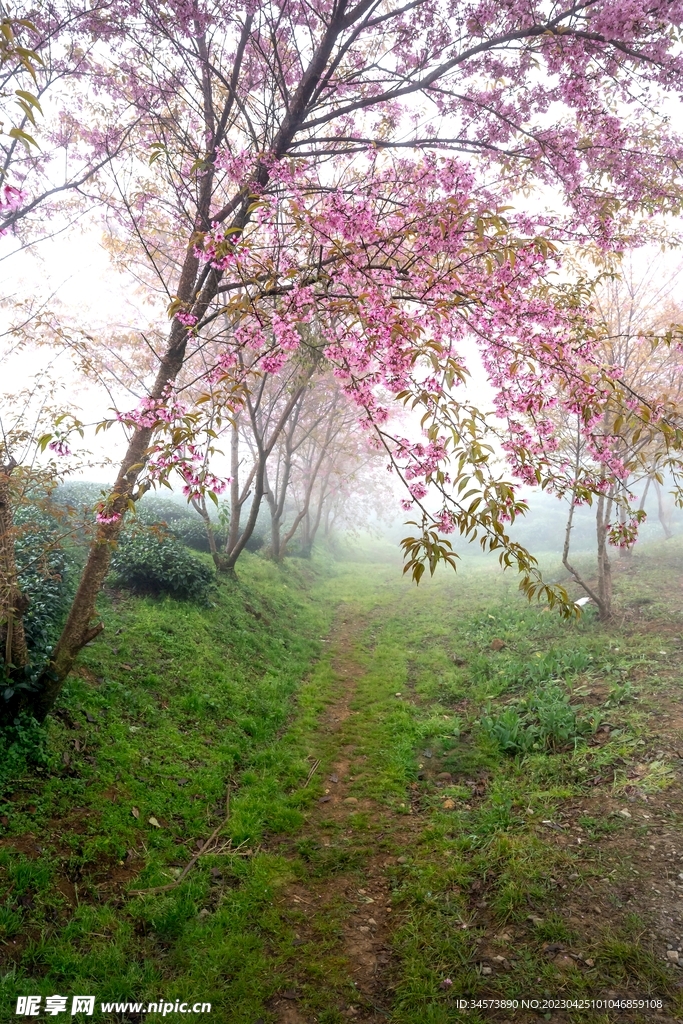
[267,491,281,560]
[0,461,29,672]
[226,420,242,559]
[191,496,226,570]
[560,419,609,619]
[638,474,652,519]
[654,480,673,539]
[595,482,614,621]
[562,493,605,618]
[225,382,309,569]
[303,475,330,556]
[225,447,267,570]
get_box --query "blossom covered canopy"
[20,0,683,609]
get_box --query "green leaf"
[8,126,38,149]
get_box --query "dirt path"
[265,611,413,1023]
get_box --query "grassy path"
[260,604,421,1023]
[257,555,683,1024]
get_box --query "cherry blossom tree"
[0,1,138,239]
[263,373,367,561]
[7,0,683,719]
[540,256,683,619]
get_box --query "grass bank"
[0,554,341,1021]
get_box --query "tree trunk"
[32,227,218,719]
[226,420,242,560]
[225,447,267,570]
[561,490,606,619]
[191,496,226,571]
[595,484,614,621]
[268,495,282,560]
[264,462,282,560]
[304,471,331,557]
[654,480,673,540]
[0,462,29,672]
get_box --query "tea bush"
[109,529,215,602]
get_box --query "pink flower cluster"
[95,506,122,525]
[147,443,229,500]
[175,310,198,328]
[116,390,187,430]
[48,439,71,457]
[0,184,27,213]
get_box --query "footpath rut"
[266,611,413,1024]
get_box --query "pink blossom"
[48,439,71,457]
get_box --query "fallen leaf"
[148,816,161,827]
[131,806,140,819]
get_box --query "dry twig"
[128,781,238,897]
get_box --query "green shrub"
[15,511,71,664]
[0,712,49,786]
[480,685,592,755]
[169,515,224,553]
[1,506,74,704]
[109,529,215,602]
[480,706,536,755]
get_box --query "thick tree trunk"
[31,235,215,719]
[31,332,193,719]
[0,463,29,671]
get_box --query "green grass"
[1,539,683,1021]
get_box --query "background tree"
[539,257,683,619]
